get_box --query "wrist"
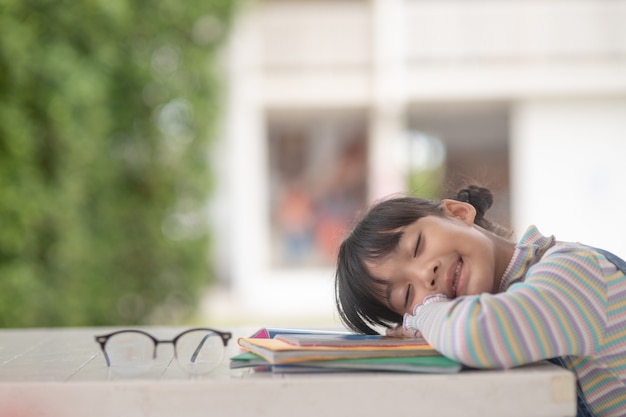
[420,294,450,308]
[402,313,419,334]
[404,294,451,331]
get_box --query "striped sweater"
[407,226,626,416]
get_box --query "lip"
[446,257,464,297]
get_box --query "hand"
[385,325,422,338]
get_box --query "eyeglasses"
[95,328,232,375]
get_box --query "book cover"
[275,333,430,348]
[250,327,350,339]
[229,351,269,369]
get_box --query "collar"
[498,225,555,292]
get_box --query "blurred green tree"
[0,0,237,326]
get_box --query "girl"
[335,186,626,417]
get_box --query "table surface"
[0,326,577,417]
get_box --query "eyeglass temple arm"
[190,332,231,362]
[95,336,111,367]
[190,334,212,363]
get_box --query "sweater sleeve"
[410,248,609,369]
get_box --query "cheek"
[463,233,497,293]
[471,255,497,293]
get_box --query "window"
[267,109,368,268]
[407,102,511,229]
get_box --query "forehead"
[363,256,399,310]
[363,237,404,284]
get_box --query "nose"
[427,266,438,288]
[412,259,441,290]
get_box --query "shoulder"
[517,241,609,312]
[516,226,607,282]
[528,242,605,282]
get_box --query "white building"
[206,0,626,326]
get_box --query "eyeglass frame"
[94,328,232,368]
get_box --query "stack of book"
[230,328,462,374]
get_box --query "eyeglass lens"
[104,331,155,375]
[103,329,225,375]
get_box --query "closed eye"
[413,234,421,258]
[404,284,412,308]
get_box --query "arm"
[405,248,608,369]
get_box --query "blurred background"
[2,0,625,329]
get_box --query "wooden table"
[0,327,576,417]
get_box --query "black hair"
[334,185,506,334]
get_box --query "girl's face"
[366,199,510,316]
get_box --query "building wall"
[207,0,626,325]
[511,98,626,255]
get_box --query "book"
[230,351,271,369]
[249,327,350,339]
[275,333,430,347]
[230,351,461,374]
[274,355,462,374]
[230,352,341,372]
[237,335,440,365]
[231,328,350,371]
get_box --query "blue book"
[274,333,427,347]
[249,327,350,339]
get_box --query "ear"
[440,199,476,225]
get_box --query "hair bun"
[452,185,493,219]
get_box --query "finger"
[385,326,405,337]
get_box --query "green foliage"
[0,0,237,326]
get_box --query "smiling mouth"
[452,258,463,297]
